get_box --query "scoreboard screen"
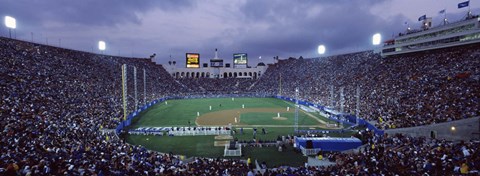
[233,53,247,65]
[210,60,223,67]
[186,53,200,68]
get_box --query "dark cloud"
[211,0,395,58]
[1,0,475,66]
[0,0,195,27]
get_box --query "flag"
[439,9,446,14]
[455,72,471,79]
[418,15,427,21]
[458,1,469,8]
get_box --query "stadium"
[1,1,480,176]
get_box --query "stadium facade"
[164,49,268,79]
[382,15,480,56]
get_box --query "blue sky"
[1,0,477,66]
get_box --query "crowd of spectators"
[252,130,480,175]
[1,36,480,175]
[252,46,480,129]
[0,37,246,175]
[177,77,256,94]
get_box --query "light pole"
[4,16,16,39]
[98,41,106,54]
[372,33,382,53]
[317,45,326,55]
[372,33,381,46]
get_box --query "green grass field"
[240,112,318,125]
[130,98,334,127]
[126,97,344,166]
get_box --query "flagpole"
[444,9,447,25]
[468,0,471,17]
[444,10,447,20]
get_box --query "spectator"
[1,36,479,175]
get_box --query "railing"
[127,126,231,136]
[299,145,322,156]
[224,144,242,156]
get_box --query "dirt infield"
[196,108,289,126]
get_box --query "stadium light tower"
[5,16,16,38]
[317,45,326,55]
[372,33,381,45]
[98,41,106,54]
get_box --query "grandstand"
[382,14,480,56]
[1,10,480,174]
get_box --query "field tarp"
[295,137,362,151]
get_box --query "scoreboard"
[210,60,223,67]
[233,53,247,68]
[186,53,200,68]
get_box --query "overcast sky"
[1,0,477,66]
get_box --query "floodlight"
[5,16,16,29]
[372,33,381,45]
[317,45,326,55]
[98,41,106,51]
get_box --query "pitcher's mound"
[272,117,287,120]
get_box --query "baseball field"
[126,97,347,166]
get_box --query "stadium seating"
[177,77,256,93]
[252,47,480,129]
[1,36,479,175]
